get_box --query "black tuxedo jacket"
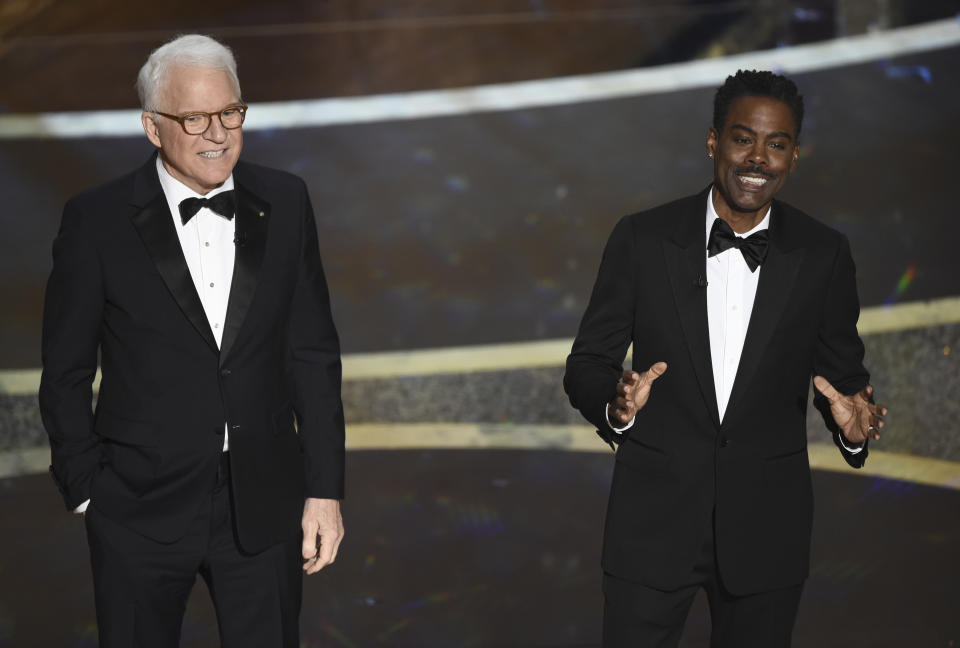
[564,186,869,596]
[40,154,345,554]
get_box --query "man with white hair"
[40,34,345,647]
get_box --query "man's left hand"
[301,497,343,575]
[813,376,888,445]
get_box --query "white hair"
[136,34,241,111]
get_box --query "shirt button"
[204,242,210,247]
[731,305,738,311]
[214,323,219,329]
[209,282,214,288]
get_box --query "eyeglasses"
[154,103,248,135]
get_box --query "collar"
[704,186,770,245]
[155,155,235,208]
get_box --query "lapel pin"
[258,211,265,218]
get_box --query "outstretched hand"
[813,376,888,445]
[608,362,668,427]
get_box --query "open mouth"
[199,150,226,159]
[737,174,768,187]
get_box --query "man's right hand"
[608,362,668,427]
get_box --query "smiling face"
[142,65,242,195]
[706,95,799,232]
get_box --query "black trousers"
[85,453,303,648]
[602,521,803,648]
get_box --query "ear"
[706,127,718,158]
[142,112,162,149]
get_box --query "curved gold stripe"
[6,425,958,489]
[3,296,958,391]
[2,18,959,140]
[342,423,960,491]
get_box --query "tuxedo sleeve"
[288,180,346,499]
[812,233,870,468]
[39,198,104,510]
[564,215,636,444]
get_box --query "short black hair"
[713,69,804,136]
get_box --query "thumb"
[643,362,667,384]
[813,375,840,401]
[302,522,318,560]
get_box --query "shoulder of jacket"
[234,160,306,194]
[773,199,846,248]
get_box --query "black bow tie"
[707,218,769,272]
[178,190,236,224]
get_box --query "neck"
[710,187,769,234]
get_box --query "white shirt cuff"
[838,434,864,454]
[605,403,636,434]
[74,499,90,514]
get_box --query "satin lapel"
[662,198,720,427]
[725,204,804,422]
[219,184,270,366]
[129,165,219,354]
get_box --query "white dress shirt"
[75,159,236,514]
[705,193,766,423]
[155,156,235,451]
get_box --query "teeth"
[739,175,767,186]
[199,150,224,159]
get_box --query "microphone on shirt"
[695,275,708,289]
[234,232,247,247]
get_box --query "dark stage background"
[1,2,959,647]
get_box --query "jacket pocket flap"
[95,409,157,447]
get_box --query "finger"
[304,533,328,574]
[311,545,333,573]
[309,528,340,574]
[328,526,345,564]
[621,370,639,385]
[640,362,668,386]
[812,376,841,402]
